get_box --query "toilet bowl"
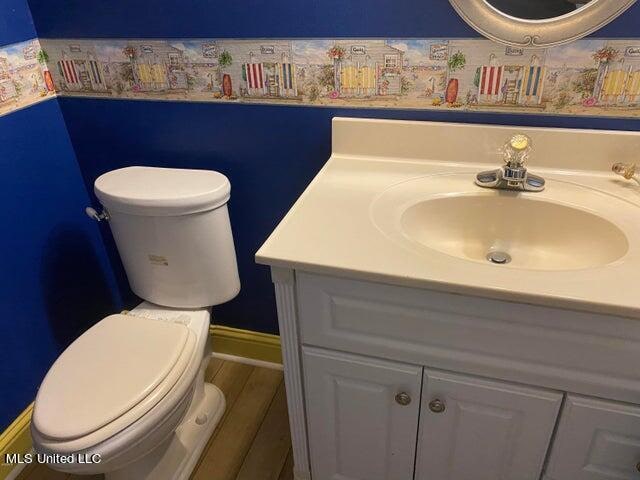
[31,167,240,479]
[31,303,225,480]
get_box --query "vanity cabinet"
[269,269,640,480]
[416,369,562,480]
[302,347,421,480]
[544,395,640,480]
[303,348,561,480]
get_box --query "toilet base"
[105,382,225,480]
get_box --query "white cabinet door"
[302,346,422,480]
[545,394,640,480]
[416,369,562,480]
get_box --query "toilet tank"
[94,166,240,308]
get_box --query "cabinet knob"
[636,461,640,472]
[429,398,446,413]
[395,392,412,406]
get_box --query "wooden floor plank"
[208,361,255,425]
[17,463,103,479]
[191,360,255,475]
[236,381,290,480]
[277,450,294,480]
[20,463,67,480]
[205,357,225,382]
[191,367,283,480]
[14,462,37,480]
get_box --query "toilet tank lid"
[95,166,231,216]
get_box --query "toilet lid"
[95,166,231,216]
[32,314,195,441]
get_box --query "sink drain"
[486,251,512,265]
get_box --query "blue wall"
[0,0,121,430]
[0,102,122,431]
[57,98,640,337]
[25,0,640,39]
[0,0,36,44]
[24,1,640,339]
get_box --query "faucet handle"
[504,134,531,166]
[509,134,531,152]
[612,162,636,180]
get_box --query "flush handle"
[85,207,110,222]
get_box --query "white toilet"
[31,166,241,480]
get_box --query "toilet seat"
[32,314,197,451]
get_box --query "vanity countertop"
[256,118,640,319]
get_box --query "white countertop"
[256,118,640,319]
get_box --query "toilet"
[31,166,241,480]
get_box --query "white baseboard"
[210,352,283,371]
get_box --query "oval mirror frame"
[449,0,637,47]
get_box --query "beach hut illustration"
[244,52,297,98]
[600,67,640,104]
[595,45,640,105]
[519,59,546,105]
[55,46,107,92]
[478,63,504,104]
[126,42,187,92]
[333,42,403,97]
[245,63,265,96]
[57,56,80,90]
[624,70,640,104]
[477,54,545,105]
[340,58,376,97]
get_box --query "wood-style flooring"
[17,358,293,480]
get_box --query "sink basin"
[371,174,631,271]
[401,195,628,270]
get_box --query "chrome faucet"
[475,134,545,192]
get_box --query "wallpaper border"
[3,36,640,120]
[0,38,56,118]
[40,37,640,119]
